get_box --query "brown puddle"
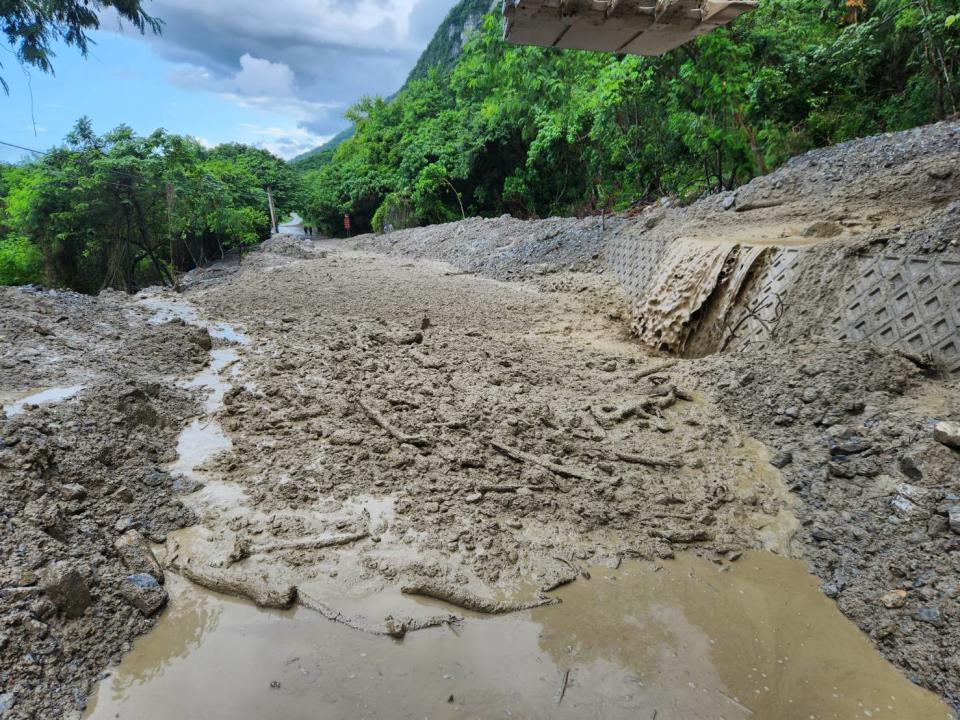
[84,553,950,720]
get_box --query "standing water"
[83,552,951,720]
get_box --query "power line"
[0,138,166,184]
[0,139,48,155]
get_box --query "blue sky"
[0,0,460,162]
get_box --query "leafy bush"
[372,192,417,233]
[0,236,43,286]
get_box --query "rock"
[114,530,164,583]
[913,606,941,626]
[464,492,482,504]
[769,451,793,469]
[172,476,204,494]
[898,455,922,481]
[119,574,168,616]
[115,517,140,533]
[821,582,840,598]
[722,194,736,210]
[810,526,837,541]
[881,589,907,608]
[0,693,14,713]
[927,515,949,536]
[59,483,87,501]
[933,421,960,450]
[424,501,440,513]
[40,562,91,619]
[949,506,960,535]
[829,436,871,455]
[142,470,169,488]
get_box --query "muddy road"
[2,232,959,719]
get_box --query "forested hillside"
[292,0,493,172]
[298,0,959,235]
[0,119,297,291]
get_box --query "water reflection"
[2,385,85,417]
[534,553,951,719]
[105,576,223,698]
[85,555,952,720]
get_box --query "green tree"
[0,118,292,290]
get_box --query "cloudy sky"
[0,0,459,162]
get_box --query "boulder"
[59,483,87,501]
[119,574,168,616]
[40,562,91,619]
[114,530,164,584]
[933,420,960,450]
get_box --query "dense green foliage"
[292,0,490,171]
[406,0,494,83]
[300,0,960,235]
[1,0,161,93]
[0,118,297,291]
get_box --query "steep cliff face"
[293,0,495,167]
[405,0,495,84]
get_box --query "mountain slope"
[291,0,494,168]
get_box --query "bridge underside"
[503,0,756,56]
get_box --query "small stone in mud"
[119,574,168,616]
[115,516,140,533]
[142,470,169,487]
[899,455,923,481]
[172,476,204,494]
[881,589,908,609]
[114,530,164,583]
[949,506,960,534]
[769,451,793,469]
[933,421,960,450]
[59,483,87,501]
[41,562,92,619]
[464,492,482,504]
[913,606,942,626]
[0,693,15,714]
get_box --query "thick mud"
[84,553,949,720]
[3,135,959,720]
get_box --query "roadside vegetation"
[1,0,958,287]
[0,119,298,291]
[297,0,960,234]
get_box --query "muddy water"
[83,553,950,720]
[2,384,85,417]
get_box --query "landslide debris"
[0,287,206,719]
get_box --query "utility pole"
[266,185,278,234]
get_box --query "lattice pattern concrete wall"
[832,253,960,374]
[607,232,960,374]
[604,231,670,310]
[726,247,808,352]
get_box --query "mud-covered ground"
[2,238,959,718]
[0,288,213,718]
[2,123,959,720]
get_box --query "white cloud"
[233,54,294,97]
[238,124,334,159]
[170,53,341,138]
[113,0,461,136]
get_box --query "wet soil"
[2,125,959,719]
